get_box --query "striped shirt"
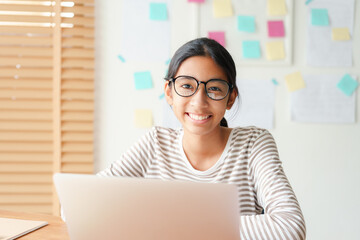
[98,126,306,240]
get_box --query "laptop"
[53,173,240,240]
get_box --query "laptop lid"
[54,173,240,240]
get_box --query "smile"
[187,113,212,121]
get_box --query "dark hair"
[165,37,239,127]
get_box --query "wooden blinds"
[0,0,95,215]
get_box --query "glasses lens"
[206,80,229,100]
[174,76,198,97]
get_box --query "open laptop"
[53,173,240,240]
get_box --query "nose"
[190,83,209,107]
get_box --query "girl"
[98,38,306,240]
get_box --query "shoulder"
[231,126,271,141]
[147,126,182,144]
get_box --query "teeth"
[188,113,211,121]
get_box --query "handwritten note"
[213,0,233,18]
[149,3,168,21]
[134,71,153,90]
[332,27,350,41]
[268,20,285,37]
[237,15,255,33]
[311,8,329,26]
[337,74,358,96]
[135,109,153,128]
[266,41,285,60]
[267,0,287,16]
[208,31,225,47]
[285,72,306,92]
[242,41,261,59]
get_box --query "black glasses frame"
[167,75,233,101]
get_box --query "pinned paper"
[311,8,329,26]
[268,20,285,37]
[305,0,313,5]
[237,15,255,33]
[272,78,279,85]
[149,3,168,21]
[332,28,350,41]
[337,74,358,96]
[134,71,153,90]
[213,0,233,18]
[117,55,126,62]
[208,31,225,47]
[242,41,261,59]
[266,41,285,60]
[267,0,287,16]
[135,109,153,128]
[188,0,205,2]
[285,72,306,92]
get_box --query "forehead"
[176,56,227,81]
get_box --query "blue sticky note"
[165,58,171,65]
[311,8,329,26]
[305,0,313,5]
[337,74,358,96]
[272,78,279,85]
[117,55,125,62]
[134,71,153,90]
[242,41,261,59]
[237,15,255,33]
[149,3,168,21]
[159,93,165,99]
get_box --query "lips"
[187,113,212,121]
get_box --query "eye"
[181,84,193,89]
[208,86,222,92]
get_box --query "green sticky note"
[242,41,261,59]
[237,15,255,33]
[149,3,168,21]
[134,71,153,90]
[337,74,358,96]
[311,8,329,26]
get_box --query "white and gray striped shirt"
[98,126,306,240]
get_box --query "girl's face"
[165,56,237,137]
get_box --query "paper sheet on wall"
[225,79,275,129]
[290,75,356,123]
[121,0,171,62]
[306,0,354,67]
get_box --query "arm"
[240,130,306,240]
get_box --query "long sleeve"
[239,131,306,240]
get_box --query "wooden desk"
[0,209,69,239]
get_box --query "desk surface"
[0,209,69,239]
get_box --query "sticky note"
[267,0,287,16]
[242,41,261,59]
[332,28,350,41]
[165,58,171,65]
[311,8,329,26]
[149,3,168,21]
[268,20,285,37]
[272,79,279,85]
[305,0,313,5]
[237,16,255,33]
[213,0,233,18]
[188,0,205,2]
[266,41,285,60]
[285,72,306,92]
[337,74,358,96]
[134,71,153,90]
[117,55,126,62]
[135,109,153,128]
[208,31,225,47]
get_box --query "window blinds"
[0,0,94,215]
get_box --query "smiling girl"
[98,38,306,239]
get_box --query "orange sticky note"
[134,109,153,128]
[285,72,306,92]
[266,41,285,60]
[213,0,233,18]
[332,28,350,41]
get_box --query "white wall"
[94,1,360,239]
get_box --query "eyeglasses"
[167,75,233,101]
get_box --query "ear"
[164,81,173,106]
[226,90,237,110]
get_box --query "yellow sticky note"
[266,41,285,60]
[332,27,350,41]
[285,72,306,92]
[213,0,233,18]
[267,0,287,16]
[134,109,153,128]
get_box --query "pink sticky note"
[188,0,205,2]
[208,31,225,47]
[267,20,285,37]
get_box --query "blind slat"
[62,122,93,131]
[0,4,53,12]
[0,142,52,152]
[0,100,52,110]
[62,37,94,48]
[0,68,52,78]
[0,132,52,141]
[0,26,52,34]
[0,35,52,46]
[0,89,52,99]
[62,100,93,111]
[62,163,93,173]
[0,184,52,194]
[62,5,94,15]
[0,46,52,57]
[62,143,93,152]
[61,111,93,121]
[0,162,52,173]
[62,58,94,68]
[0,110,52,120]
[0,79,52,89]
[62,48,94,58]
[0,174,52,184]
[62,132,93,141]
[62,152,93,163]
[62,16,94,26]
[0,194,52,204]
[0,152,52,162]
[62,69,94,79]
[62,90,93,100]
[62,79,94,90]
[0,15,52,23]
[62,27,93,37]
[0,56,52,67]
